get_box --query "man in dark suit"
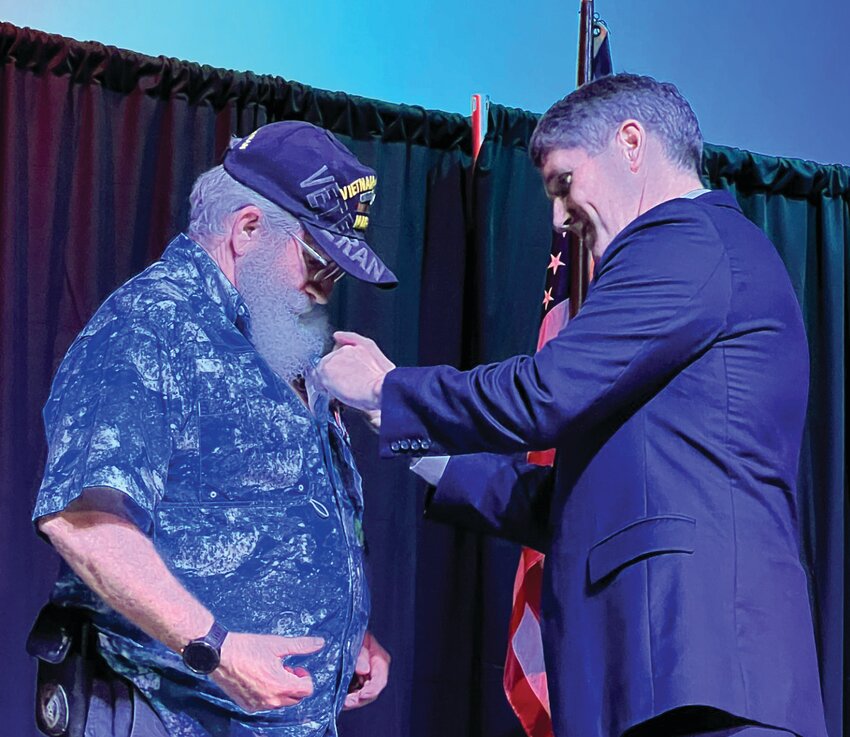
[315,74,828,737]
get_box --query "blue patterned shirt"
[33,235,370,737]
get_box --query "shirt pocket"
[587,514,696,586]
[195,356,310,503]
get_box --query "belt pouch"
[27,604,99,737]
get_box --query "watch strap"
[204,620,228,650]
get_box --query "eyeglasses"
[291,232,345,284]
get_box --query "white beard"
[234,233,332,382]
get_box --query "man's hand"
[213,632,325,713]
[39,503,326,715]
[316,332,395,412]
[344,632,391,710]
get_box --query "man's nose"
[552,199,571,231]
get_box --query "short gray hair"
[187,137,300,245]
[530,73,703,172]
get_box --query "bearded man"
[30,121,393,737]
[317,75,829,737]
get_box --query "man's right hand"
[38,509,325,714]
[316,331,395,412]
[213,632,325,713]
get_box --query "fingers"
[251,659,313,709]
[354,645,370,675]
[357,652,389,703]
[214,632,325,714]
[343,636,391,710]
[333,330,372,347]
[343,678,382,709]
[276,668,314,700]
[343,692,362,710]
[258,666,314,709]
[213,668,313,713]
[332,332,391,368]
[273,635,325,657]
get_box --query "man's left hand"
[316,332,395,412]
[344,631,391,710]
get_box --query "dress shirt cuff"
[409,456,451,486]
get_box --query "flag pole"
[503,8,609,735]
[577,0,594,85]
[569,0,595,318]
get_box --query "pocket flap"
[587,514,696,585]
[26,604,75,663]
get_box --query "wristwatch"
[181,621,229,674]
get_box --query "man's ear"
[229,206,263,257]
[616,119,646,173]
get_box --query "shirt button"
[420,440,431,451]
[410,440,421,451]
[399,440,410,452]
[209,491,218,499]
[298,484,305,491]
[390,441,401,453]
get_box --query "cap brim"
[303,222,398,289]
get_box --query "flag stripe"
[503,17,613,737]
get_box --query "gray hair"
[529,73,703,172]
[187,137,300,246]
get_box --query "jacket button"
[390,441,401,453]
[420,440,431,451]
[399,440,411,452]
[410,440,421,452]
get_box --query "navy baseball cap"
[223,121,397,288]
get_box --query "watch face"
[183,641,221,674]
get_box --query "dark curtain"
[1,21,848,737]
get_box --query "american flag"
[503,17,612,737]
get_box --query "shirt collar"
[161,234,249,329]
[680,187,712,199]
[593,189,742,275]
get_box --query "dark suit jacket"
[380,192,828,737]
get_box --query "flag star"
[548,251,565,275]
[542,288,554,309]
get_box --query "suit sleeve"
[425,453,554,553]
[380,210,732,457]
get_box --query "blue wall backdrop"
[0,0,847,164]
